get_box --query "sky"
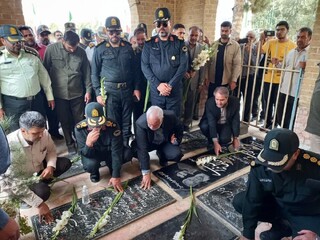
[22,0,131,33]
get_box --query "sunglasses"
[156,21,168,28]
[108,30,121,36]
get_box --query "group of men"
[0,6,319,240]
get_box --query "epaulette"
[76,120,88,129]
[89,42,95,49]
[120,40,131,47]
[23,46,40,58]
[96,40,107,48]
[302,151,320,166]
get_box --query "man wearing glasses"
[91,16,140,159]
[141,7,188,117]
[0,25,54,132]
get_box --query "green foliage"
[0,116,14,134]
[252,0,318,37]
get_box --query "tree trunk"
[231,0,245,40]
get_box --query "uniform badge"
[10,27,17,35]
[91,109,99,117]
[113,129,121,136]
[111,18,117,26]
[171,56,175,61]
[182,46,188,52]
[158,10,164,18]
[310,157,318,163]
[106,43,110,48]
[269,139,279,151]
[303,153,310,159]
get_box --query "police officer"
[141,7,188,117]
[74,102,124,192]
[232,128,320,240]
[79,28,93,49]
[91,16,140,154]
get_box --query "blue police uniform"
[141,34,188,117]
[91,39,139,145]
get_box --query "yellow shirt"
[262,39,296,84]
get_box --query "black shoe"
[90,173,100,183]
[156,151,168,167]
[67,144,77,155]
[50,132,64,140]
[260,222,292,240]
[183,125,190,132]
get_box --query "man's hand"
[233,138,240,151]
[38,202,54,224]
[184,72,191,79]
[293,230,318,240]
[0,217,20,240]
[0,108,5,119]
[84,93,91,104]
[229,81,237,91]
[96,96,106,106]
[48,100,55,110]
[133,90,141,101]
[85,127,101,147]
[214,141,222,156]
[203,36,210,45]
[157,83,171,96]
[40,166,55,179]
[108,177,123,192]
[140,173,152,190]
[190,70,196,78]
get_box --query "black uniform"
[74,118,123,178]
[91,39,139,145]
[233,149,320,239]
[141,34,188,117]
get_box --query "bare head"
[146,106,164,131]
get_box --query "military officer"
[232,128,320,240]
[79,28,93,49]
[141,7,188,117]
[91,16,140,154]
[74,102,124,192]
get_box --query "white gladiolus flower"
[173,231,182,240]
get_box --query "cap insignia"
[158,10,164,18]
[91,109,99,117]
[310,157,317,163]
[111,18,117,26]
[10,27,17,35]
[269,139,279,151]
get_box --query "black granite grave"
[153,150,250,198]
[134,206,238,240]
[197,174,248,231]
[180,129,208,153]
[31,177,175,240]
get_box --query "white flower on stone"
[173,230,184,240]
[97,215,111,230]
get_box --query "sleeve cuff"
[142,169,150,175]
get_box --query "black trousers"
[182,79,198,127]
[29,157,71,202]
[40,89,60,136]
[199,118,232,145]
[262,82,279,127]
[81,151,112,176]
[233,191,320,237]
[276,93,298,129]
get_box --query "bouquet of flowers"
[191,42,219,71]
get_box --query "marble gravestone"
[197,174,248,231]
[31,177,175,240]
[134,206,238,240]
[180,129,208,153]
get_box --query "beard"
[159,30,169,38]
[110,36,120,44]
[41,38,50,46]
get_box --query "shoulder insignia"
[113,129,121,137]
[182,46,188,52]
[170,36,174,41]
[106,120,116,127]
[89,42,95,48]
[76,121,88,129]
[303,153,310,159]
[310,156,318,163]
[250,160,256,167]
[24,46,40,58]
[106,42,111,48]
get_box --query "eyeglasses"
[108,30,121,36]
[23,34,33,38]
[156,21,168,28]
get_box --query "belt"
[2,94,36,101]
[104,82,127,89]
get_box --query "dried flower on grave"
[88,181,128,238]
[173,187,199,240]
[51,186,78,240]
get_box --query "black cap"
[154,7,171,23]
[256,129,300,172]
[0,25,23,42]
[105,16,122,31]
[80,28,93,41]
[85,102,106,128]
[64,22,76,32]
[37,25,51,35]
[137,23,147,32]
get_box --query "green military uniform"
[74,102,123,181]
[233,129,320,239]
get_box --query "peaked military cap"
[154,7,171,23]
[0,25,23,43]
[64,22,76,32]
[80,28,93,42]
[105,16,122,31]
[256,128,300,172]
[137,23,147,33]
[85,102,106,128]
[37,25,51,35]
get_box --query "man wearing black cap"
[91,16,140,153]
[137,23,148,38]
[233,128,320,240]
[141,7,188,117]
[37,24,51,46]
[79,28,93,49]
[0,24,54,132]
[64,22,76,32]
[74,102,124,191]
